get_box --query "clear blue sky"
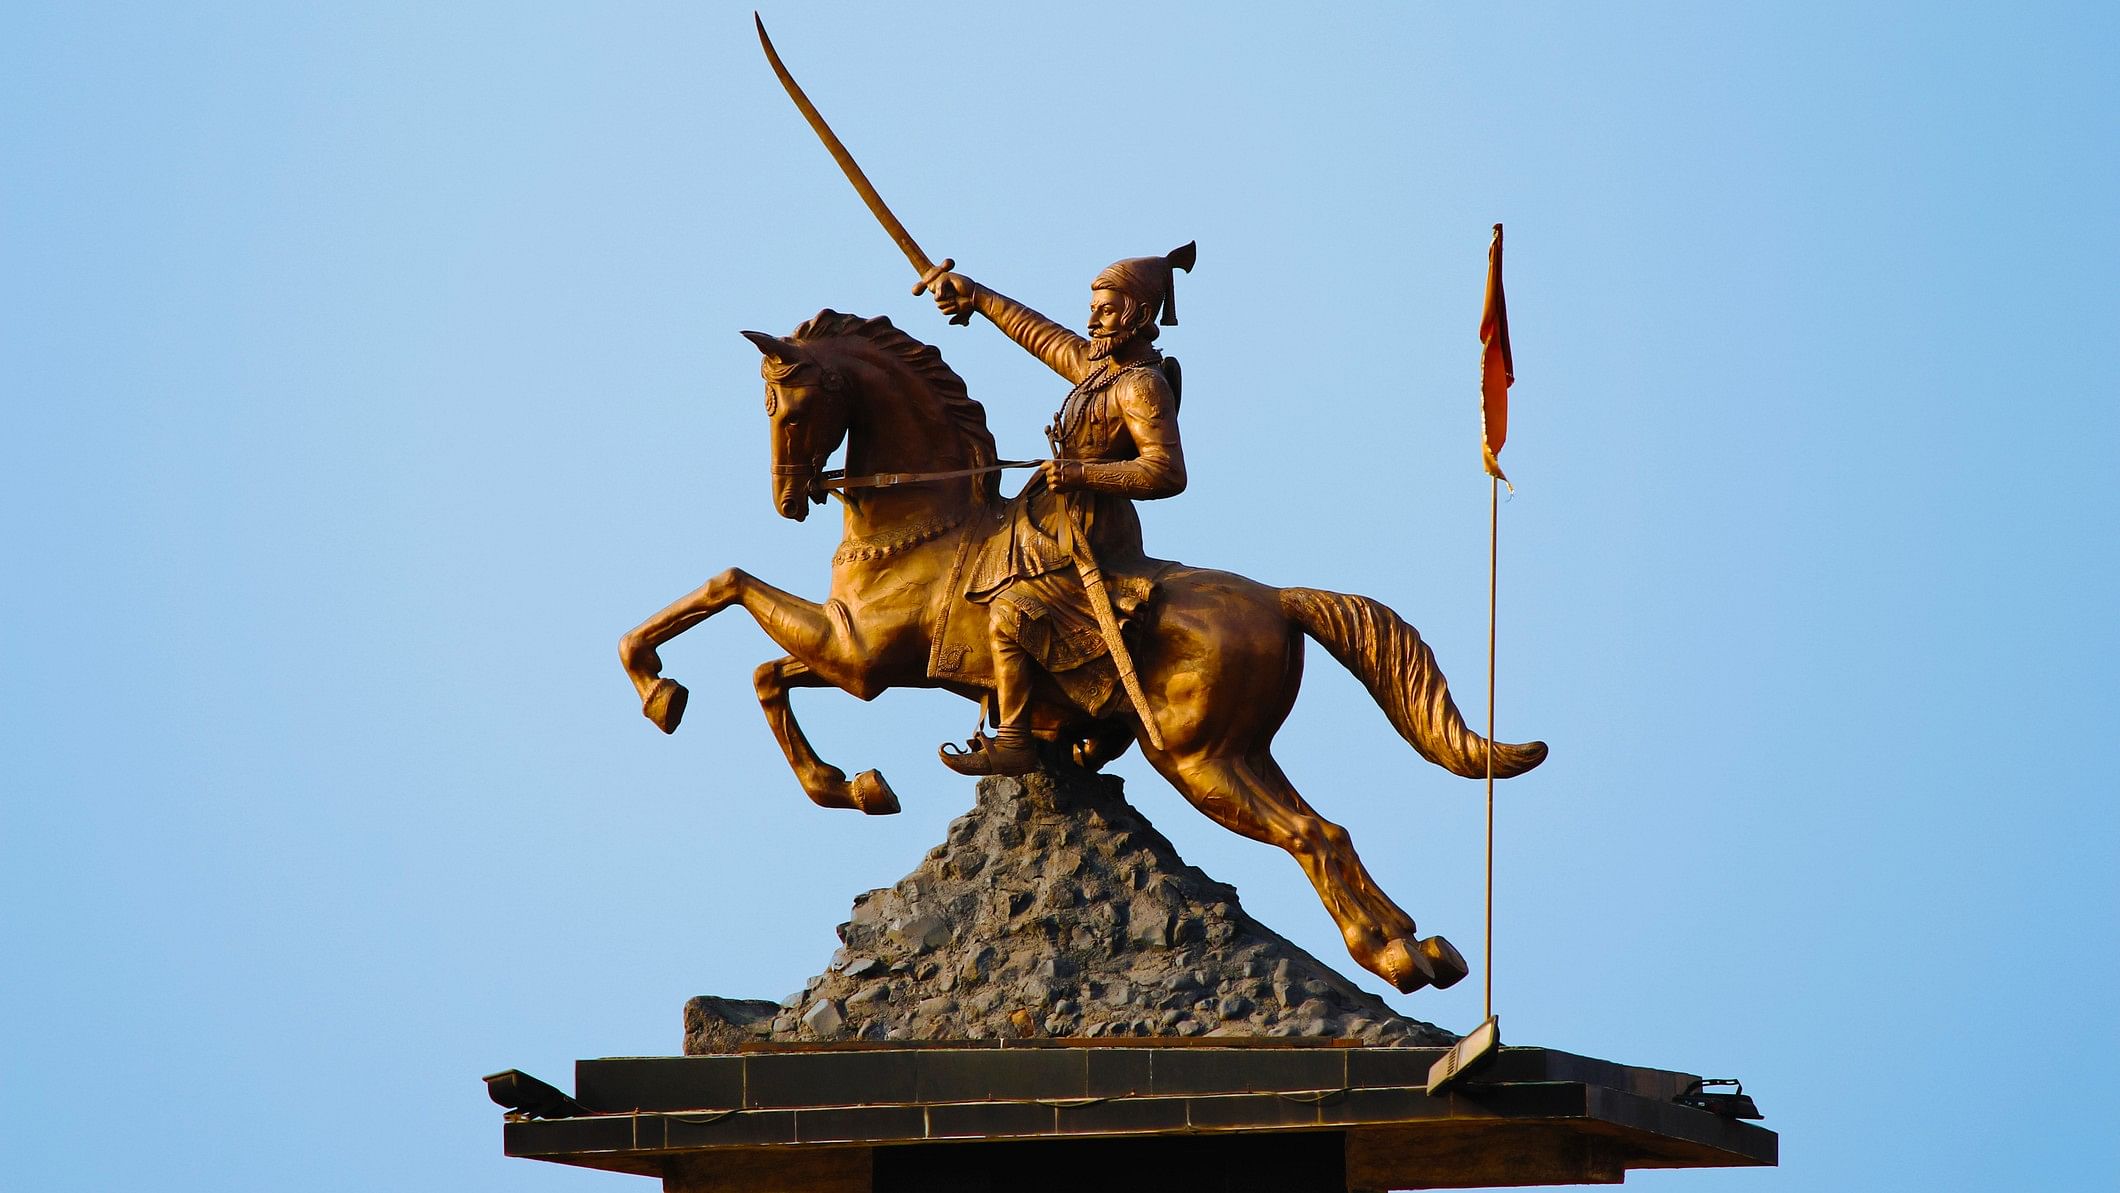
[4,4,2114,1190]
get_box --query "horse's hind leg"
[754,656,900,816]
[1155,750,1467,994]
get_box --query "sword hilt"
[915,258,972,326]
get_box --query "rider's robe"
[929,293,1186,719]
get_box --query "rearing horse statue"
[618,311,1546,994]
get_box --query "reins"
[775,458,1047,495]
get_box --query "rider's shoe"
[938,728,1038,776]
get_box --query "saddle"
[927,494,1169,723]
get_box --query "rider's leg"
[988,633,1037,761]
[940,627,1039,776]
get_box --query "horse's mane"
[793,310,1000,505]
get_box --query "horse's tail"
[1281,587,1547,779]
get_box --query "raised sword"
[754,14,969,323]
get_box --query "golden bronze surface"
[618,293,1546,993]
[618,19,1547,994]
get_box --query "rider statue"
[926,243,1198,776]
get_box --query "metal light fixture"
[1427,1015,1502,1094]
[1675,1078,1762,1120]
[484,1069,588,1119]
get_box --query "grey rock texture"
[685,766,1452,1052]
[682,996,778,1054]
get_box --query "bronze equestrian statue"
[616,278,1546,994]
[619,19,1546,995]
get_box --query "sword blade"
[754,14,935,277]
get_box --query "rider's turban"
[1092,241,1198,327]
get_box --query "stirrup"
[938,732,1038,777]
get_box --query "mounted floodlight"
[1676,1078,1763,1120]
[1427,1015,1501,1094]
[483,1069,587,1119]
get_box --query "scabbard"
[1054,490,1166,751]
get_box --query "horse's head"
[742,312,1001,524]
[741,329,853,522]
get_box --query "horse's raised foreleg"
[618,567,855,733]
[1154,750,1467,995]
[753,655,900,816]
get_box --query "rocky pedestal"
[499,767,1777,1188]
[687,765,1451,1051]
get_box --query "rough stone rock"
[681,995,780,1054]
[801,997,844,1038]
[684,765,1452,1053]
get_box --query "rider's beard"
[1088,326,1145,361]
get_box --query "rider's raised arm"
[1080,369,1186,499]
[948,279,1093,383]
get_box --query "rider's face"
[1088,288,1136,339]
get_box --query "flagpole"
[1484,473,1498,1024]
[1431,225,1510,1094]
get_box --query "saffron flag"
[1480,223,1514,483]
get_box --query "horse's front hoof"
[850,769,901,816]
[1416,935,1469,990]
[1374,938,1434,994]
[643,678,689,734]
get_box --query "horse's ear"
[741,330,804,367]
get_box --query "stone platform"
[493,768,1773,1186]
[495,1040,1776,1189]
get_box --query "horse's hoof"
[1375,938,1434,994]
[1417,935,1470,990]
[1071,725,1134,772]
[850,769,901,816]
[643,678,689,734]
